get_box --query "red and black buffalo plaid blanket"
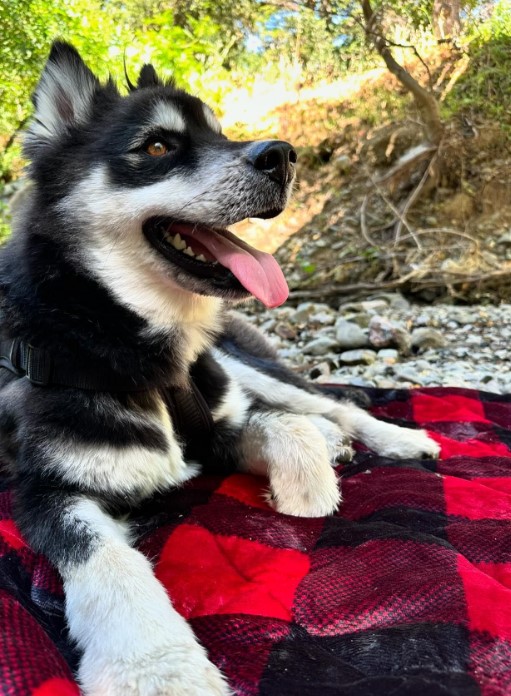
[1,386,511,695]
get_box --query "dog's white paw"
[374,425,440,460]
[269,458,341,518]
[79,640,231,696]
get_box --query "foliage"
[0,0,509,170]
[445,1,511,125]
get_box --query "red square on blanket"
[156,524,310,621]
[458,555,511,641]
[413,393,490,425]
[444,477,511,520]
[216,473,271,510]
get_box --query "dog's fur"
[0,43,440,695]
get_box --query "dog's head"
[24,42,295,323]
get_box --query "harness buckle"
[25,344,52,386]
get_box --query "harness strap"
[163,381,214,447]
[0,338,215,442]
[0,339,145,390]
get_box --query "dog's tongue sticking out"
[172,223,289,308]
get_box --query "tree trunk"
[433,0,462,40]
[360,0,443,146]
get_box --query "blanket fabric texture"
[1,386,511,695]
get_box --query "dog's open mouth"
[143,217,289,308]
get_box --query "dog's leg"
[216,350,439,460]
[327,401,440,459]
[239,411,341,517]
[307,414,354,464]
[15,494,230,696]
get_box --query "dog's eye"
[145,141,169,157]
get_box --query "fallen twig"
[288,265,511,302]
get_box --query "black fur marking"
[103,90,243,189]
[27,389,169,450]
[14,473,98,568]
[0,234,186,387]
[190,351,229,413]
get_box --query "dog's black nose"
[247,141,297,185]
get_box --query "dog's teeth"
[173,233,187,251]
[183,246,195,257]
[196,254,207,262]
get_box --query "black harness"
[0,338,215,450]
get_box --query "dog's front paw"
[375,426,440,460]
[269,460,341,517]
[79,640,231,696]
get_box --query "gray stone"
[376,378,401,389]
[303,337,339,355]
[347,376,375,387]
[274,322,298,341]
[339,349,377,365]
[260,319,276,333]
[394,365,426,385]
[335,320,368,349]
[414,314,430,327]
[310,361,331,380]
[449,308,479,325]
[370,293,410,311]
[368,316,411,355]
[466,335,483,346]
[310,310,335,325]
[411,328,448,352]
[497,231,511,245]
[339,299,388,314]
[364,362,392,379]
[333,154,352,173]
[293,302,331,323]
[343,312,371,328]
[378,348,399,362]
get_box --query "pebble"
[303,336,339,355]
[411,328,447,352]
[369,315,411,355]
[241,293,511,394]
[335,320,368,349]
[339,349,377,365]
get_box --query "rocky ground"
[241,293,511,394]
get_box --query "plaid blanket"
[1,386,511,696]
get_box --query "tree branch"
[360,0,443,145]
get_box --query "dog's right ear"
[25,41,100,155]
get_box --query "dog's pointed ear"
[25,41,100,154]
[137,64,163,89]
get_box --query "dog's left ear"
[25,41,100,155]
[137,64,164,89]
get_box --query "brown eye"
[146,141,168,157]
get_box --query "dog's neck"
[142,293,223,370]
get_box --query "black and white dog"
[0,42,439,695]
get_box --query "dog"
[0,42,440,695]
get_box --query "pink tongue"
[173,224,289,308]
